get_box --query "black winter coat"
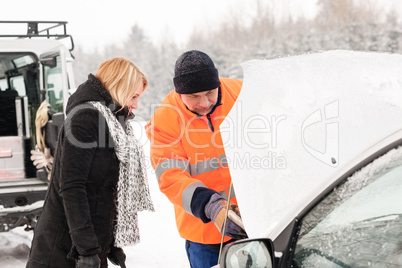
[26,74,130,268]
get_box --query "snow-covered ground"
[0,121,190,267]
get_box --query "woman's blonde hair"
[95,57,148,108]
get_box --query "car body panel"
[220,50,402,240]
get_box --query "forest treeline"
[72,0,402,120]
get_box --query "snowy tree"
[70,0,402,120]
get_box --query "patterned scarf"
[89,101,154,247]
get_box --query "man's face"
[180,88,219,115]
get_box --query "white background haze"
[2,0,399,51]
[2,0,331,50]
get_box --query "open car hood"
[221,50,402,238]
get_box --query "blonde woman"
[26,57,154,268]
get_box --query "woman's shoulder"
[64,106,102,140]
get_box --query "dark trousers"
[185,240,220,268]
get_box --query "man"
[145,50,246,267]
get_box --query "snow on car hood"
[220,50,402,239]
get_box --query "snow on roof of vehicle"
[0,39,66,56]
[221,50,402,239]
[0,21,74,57]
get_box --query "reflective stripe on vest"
[155,159,190,180]
[155,154,228,181]
[182,183,236,215]
[190,157,220,177]
[182,181,207,215]
[155,153,235,214]
[219,154,228,167]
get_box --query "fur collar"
[66,74,129,117]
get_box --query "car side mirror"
[220,238,275,268]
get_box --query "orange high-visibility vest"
[145,78,242,244]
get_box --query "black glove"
[107,246,126,268]
[76,255,101,268]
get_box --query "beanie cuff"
[174,68,221,94]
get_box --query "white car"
[219,50,402,267]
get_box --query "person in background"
[145,50,246,268]
[26,57,154,268]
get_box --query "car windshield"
[293,145,402,267]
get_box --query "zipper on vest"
[207,114,214,132]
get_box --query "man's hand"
[205,193,247,239]
[76,255,100,268]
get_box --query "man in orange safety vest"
[146,50,246,268]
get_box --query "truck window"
[0,78,7,90]
[10,75,26,96]
[44,56,64,112]
[13,55,35,68]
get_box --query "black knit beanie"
[173,50,221,94]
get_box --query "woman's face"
[126,86,144,114]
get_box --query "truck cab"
[0,21,75,232]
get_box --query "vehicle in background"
[219,50,402,267]
[0,21,75,232]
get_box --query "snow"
[0,122,189,267]
[0,229,32,268]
